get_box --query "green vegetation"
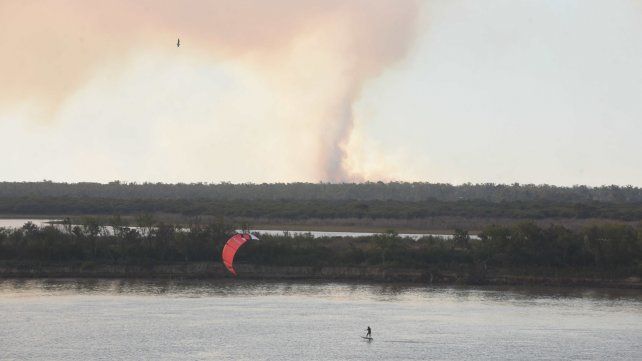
[1,181,641,202]
[1,221,640,276]
[1,182,640,224]
[1,182,640,281]
[0,197,641,222]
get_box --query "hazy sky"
[1,0,641,185]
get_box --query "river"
[1,279,640,360]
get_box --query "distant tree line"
[1,221,640,274]
[0,197,641,221]
[1,181,641,202]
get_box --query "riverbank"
[1,262,640,289]
[4,214,638,234]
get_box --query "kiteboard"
[361,336,373,341]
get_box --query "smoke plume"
[0,0,419,181]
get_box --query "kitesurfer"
[366,326,371,338]
[177,38,180,47]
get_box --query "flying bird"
[177,38,180,47]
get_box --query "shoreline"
[0,215,464,234]
[3,214,639,235]
[1,262,640,290]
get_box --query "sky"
[1,0,641,186]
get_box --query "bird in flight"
[177,38,180,47]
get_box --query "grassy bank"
[1,262,640,289]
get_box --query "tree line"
[1,181,641,202]
[0,197,641,221]
[1,221,640,274]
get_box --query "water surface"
[0,219,56,229]
[1,279,641,360]
[0,218,468,239]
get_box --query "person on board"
[177,38,180,47]
[365,326,372,338]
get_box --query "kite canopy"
[221,233,258,276]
